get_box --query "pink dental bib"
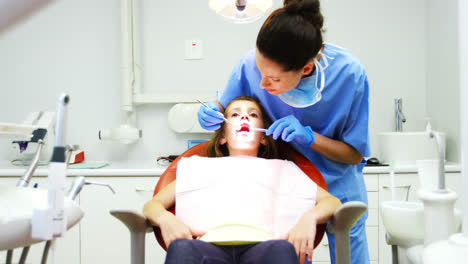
[175,156,318,244]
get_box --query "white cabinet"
[1,169,461,264]
[78,176,166,264]
[365,174,380,263]
[311,174,380,263]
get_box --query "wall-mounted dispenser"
[99,124,142,145]
[168,103,212,133]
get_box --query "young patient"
[143,96,341,264]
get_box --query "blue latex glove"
[266,115,315,146]
[197,102,225,131]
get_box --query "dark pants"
[165,239,299,264]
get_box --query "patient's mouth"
[238,123,250,133]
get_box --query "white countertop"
[0,161,168,177]
[363,162,461,174]
[0,160,461,177]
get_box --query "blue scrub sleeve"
[219,59,252,109]
[341,70,371,157]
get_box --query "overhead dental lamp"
[209,0,273,24]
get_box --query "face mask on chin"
[278,51,333,108]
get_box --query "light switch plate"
[185,39,203,60]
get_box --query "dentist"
[198,0,370,263]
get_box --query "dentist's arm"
[311,132,363,165]
[143,181,204,247]
[266,115,363,165]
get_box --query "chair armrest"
[110,209,153,264]
[328,201,367,264]
[110,209,153,233]
[328,201,367,233]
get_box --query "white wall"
[426,0,460,162]
[0,0,460,162]
[322,0,428,159]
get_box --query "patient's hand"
[158,212,206,247]
[286,212,318,263]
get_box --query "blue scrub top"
[219,43,371,205]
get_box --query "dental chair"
[110,142,367,264]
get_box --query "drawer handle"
[382,185,410,189]
[322,243,329,247]
[135,188,154,192]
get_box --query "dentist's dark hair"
[256,0,324,72]
[207,96,279,159]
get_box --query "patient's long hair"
[207,96,280,159]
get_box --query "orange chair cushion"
[152,141,327,251]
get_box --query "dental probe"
[197,100,267,132]
[197,100,233,125]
